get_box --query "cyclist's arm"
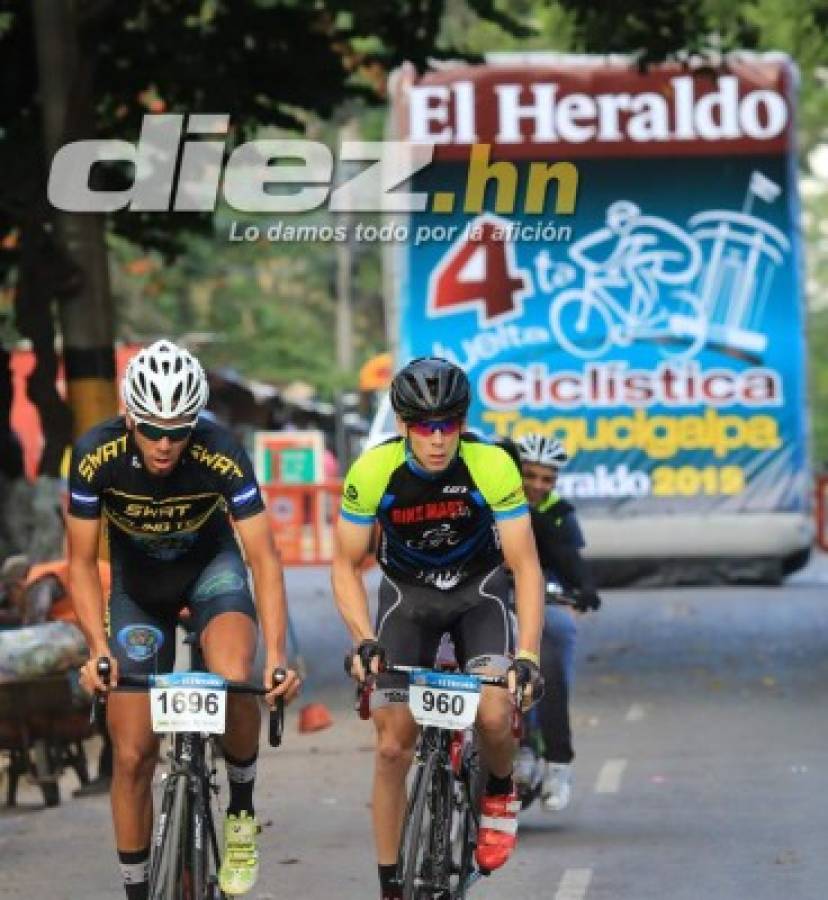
[498,514,543,658]
[66,514,109,659]
[233,510,288,663]
[331,518,375,643]
[535,509,599,606]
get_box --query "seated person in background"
[0,554,111,625]
[0,553,114,795]
[0,555,29,628]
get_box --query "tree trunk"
[32,0,117,442]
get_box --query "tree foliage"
[1,0,827,461]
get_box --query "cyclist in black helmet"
[333,357,544,900]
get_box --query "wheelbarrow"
[0,670,93,807]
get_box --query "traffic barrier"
[261,482,341,565]
[816,476,828,552]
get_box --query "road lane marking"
[554,867,593,900]
[625,703,646,722]
[594,758,627,794]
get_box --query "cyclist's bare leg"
[476,684,516,778]
[372,704,419,864]
[201,611,260,760]
[108,692,160,850]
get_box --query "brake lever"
[268,667,286,748]
[90,656,111,726]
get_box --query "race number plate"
[408,671,481,730]
[150,672,227,734]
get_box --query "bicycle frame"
[149,730,221,900]
[367,665,516,900]
[93,654,284,900]
[399,715,483,899]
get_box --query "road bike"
[357,661,520,899]
[94,650,284,900]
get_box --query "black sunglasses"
[134,419,195,442]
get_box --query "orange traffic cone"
[286,615,333,735]
[298,702,333,733]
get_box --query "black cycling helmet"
[390,357,471,422]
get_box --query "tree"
[0,0,530,473]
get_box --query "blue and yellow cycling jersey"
[341,434,527,590]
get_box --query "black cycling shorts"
[373,565,515,708]
[106,542,256,687]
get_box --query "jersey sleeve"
[558,510,586,548]
[217,440,265,521]
[466,444,528,521]
[340,442,399,526]
[67,436,104,519]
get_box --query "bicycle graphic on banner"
[548,172,790,360]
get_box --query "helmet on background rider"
[390,357,470,422]
[516,434,569,469]
[121,339,209,421]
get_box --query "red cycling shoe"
[475,791,521,873]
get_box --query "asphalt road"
[2,560,828,899]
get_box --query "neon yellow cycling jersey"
[341,434,527,590]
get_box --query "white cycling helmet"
[122,339,209,420]
[516,434,569,469]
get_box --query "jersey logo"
[192,570,245,602]
[231,485,258,505]
[442,485,468,494]
[422,569,464,590]
[390,500,469,524]
[70,491,98,506]
[406,524,461,550]
[345,484,358,502]
[189,443,244,478]
[117,624,164,661]
[78,434,128,481]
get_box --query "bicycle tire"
[186,786,209,900]
[400,750,439,899]
[455,742,483,898]
[428,757,453,896]
[150,775,187,900]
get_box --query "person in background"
[0,555,29,628]
[502,435,601,813]
[0,553,115,794]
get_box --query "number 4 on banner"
[427,215,532,327]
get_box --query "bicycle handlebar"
[352,663,524,735]
[383,664,510,689]
[92,657,286,748]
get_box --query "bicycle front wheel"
[550,289,613,359]
[454,740,484,899]
[399,750,442,899]
[150,775,187,900]
[186,786,210,900]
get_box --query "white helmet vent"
[517,434,569,469]
[122,339,209,420]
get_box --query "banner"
[392,56,809,517]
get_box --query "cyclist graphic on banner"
[549,171,789,362]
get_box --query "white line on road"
[625,702,646,722]
[594,758,628,794]
[554,867,593,900]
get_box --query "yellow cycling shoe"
[218,811,259,895]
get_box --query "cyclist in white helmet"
[68,339,301,899]
[503,433,601,813]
